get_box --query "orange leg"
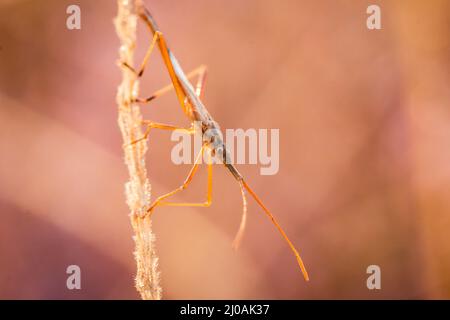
[130,65,208,104]
[120,26,208,104]
[144,145,213,219]
[120,29,159,77]
[120,32,207,103]
[128,121,194,146]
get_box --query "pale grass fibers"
[114,0,162,300]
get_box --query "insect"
[121,4,309,281]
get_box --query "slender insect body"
[169,47,243,181]
[131,4,309,282]
[169,53,214,124]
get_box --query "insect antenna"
[241,180,309,281]
[231,181,248,251]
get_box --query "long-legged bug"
[121,4,309,281]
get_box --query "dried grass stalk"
[114,0,162,300]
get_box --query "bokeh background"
[1,0,449,299]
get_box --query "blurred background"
[1,0,449,299]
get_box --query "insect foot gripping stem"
[242,180,309,281]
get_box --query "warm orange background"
[1,0,449,299]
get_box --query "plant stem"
[114,0,162,300]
